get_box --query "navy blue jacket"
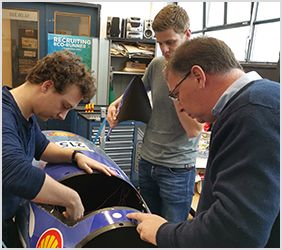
[157,79,280,247]
[2,87,49,220]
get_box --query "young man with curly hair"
[2,50,115,247]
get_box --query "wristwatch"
[71,150,83,165]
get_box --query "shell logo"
[36,228,63,248]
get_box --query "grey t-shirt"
[141,56,200,168]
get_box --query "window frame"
[177,2,280,63]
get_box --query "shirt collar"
[212,71,262,117]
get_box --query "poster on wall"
[48,33,92,70]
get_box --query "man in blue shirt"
[2,50,115,247]
[127,37,280,247]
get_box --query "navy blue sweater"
[157,79,280,247]
[2,87,49,220]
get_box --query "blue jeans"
[138,158,196,223]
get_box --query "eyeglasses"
[168,71,190,101]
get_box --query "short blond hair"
[152,4,190,34]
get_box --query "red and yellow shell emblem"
[36,228,63,248]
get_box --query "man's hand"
[62,190,85,222]
[33,174,85,223]
[173,101,203,138]
[107,96,122,128]
[127,212,167,246]
[75,153,116,176]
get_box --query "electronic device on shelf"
[126,17,143,32]
[107,16,121,38]
[126,17,143,39]
[126,31,143,39]
[143,19,154,39]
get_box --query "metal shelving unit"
[75,106,145,184]
[107,38,156,103]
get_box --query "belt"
[184,164,196,170]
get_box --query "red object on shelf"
[204,122,211,132]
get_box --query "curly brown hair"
[152,4,190,34]
[26,50,96,102]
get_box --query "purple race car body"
[17,131,153,248]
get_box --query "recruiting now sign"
[48,33,92,70]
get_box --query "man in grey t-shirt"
[107,4,202,223]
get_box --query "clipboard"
[116,75,152,123]
[106,76,152,141]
